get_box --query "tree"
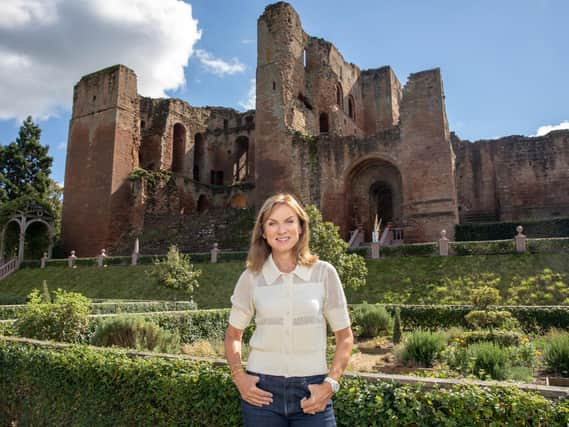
[0,116,53,203]
[306,205,367,290]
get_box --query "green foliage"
[451,240,516,255]
[392,307,402,345]
[455,217,569,241]
[508,269,569,305]
[3,340,569,426]
[432,273,502,305]
[381,304,569,333]
[352,303,392,338]
[543,333,569,377]
[14,288,90,342]
[0,116,52,203]
[306,205,367,290]
[128,167,172,184]
[90,316,180,353]
[150,246,201,299]
[380,243,437,258]
[396,330,446,368]
[465,310,519,330]
[467,342,511,380]
[470,286,501,307]
[458,329,524,347]
[0,300,196,320]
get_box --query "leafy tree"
[0,116,53,203]
[306,205,367,290]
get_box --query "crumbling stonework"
[62,2,569,255]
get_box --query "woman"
[225,193,353,426]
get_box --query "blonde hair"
[247,193,318,272]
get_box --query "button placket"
[284,274,293,376]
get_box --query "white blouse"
[229,255,351,377]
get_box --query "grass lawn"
[1,253,568,308]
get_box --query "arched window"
[319,112,329,134]
[336,83,343,109]
[193,133,203,181]
[172,123,186,173]
[303,48,307,69]
[348,95,355,120]
[233,136,249,182]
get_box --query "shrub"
[543,333,569,377]
[508,269,569,305]
[392,307,402,344]
[455,217,569,241]
[90,316,180,353]
[307,205,367,290]
[149,245,201,299]
[432,273,501,305]
[14,288,91,343]
[470,286,500,308]
[467,342,511,380]
[464,310,519,330]
[459,329,523,347]
[352,303,392,338]
[396,330,446,368]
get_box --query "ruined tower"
[62,65,139,256]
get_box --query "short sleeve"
[322,262,351,332]
[228,270,255,330]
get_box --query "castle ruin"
[62,2,569,255]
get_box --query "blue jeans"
[241,372,337,426]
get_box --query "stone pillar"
[515,225,527,253]
[96,249,107,267]
[40,252,48,269]
[68,250,77,268]
[131,238,140,266]
[210,243,221,263]
[371,242,380,259]
[439,229,449,256]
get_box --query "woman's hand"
[300,382,333,414]
[234,372,273,407]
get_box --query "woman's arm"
[224,324,273,407]
[300,326,354,414]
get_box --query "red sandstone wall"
[455,131,569,222]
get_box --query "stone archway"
[0,204,55,263]
[346,157,403,241]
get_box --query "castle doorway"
[346,158,403,241]
[369,181,393,225]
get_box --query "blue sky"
[0,0,567,187]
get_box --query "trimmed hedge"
[1,340,568,426]
[451,240,516,256]
[379,305,569,332]
[0,300,197,320]
[455,217,569,241]
[380,243,437,258]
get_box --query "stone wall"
[454,130,569,222]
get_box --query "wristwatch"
[324,376,340,393]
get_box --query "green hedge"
[456,217,569,241]
[1,341,568,426]
[0,300,197,320]
[380,243,437,258]
[450,240,516,256]
[377,305,569,332]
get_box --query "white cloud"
[0,0,201,120]
[57,141,66,150]
[534,121,569,136]
[238,79,256,111]
[241,39,255,44]
[194,49,245,76]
